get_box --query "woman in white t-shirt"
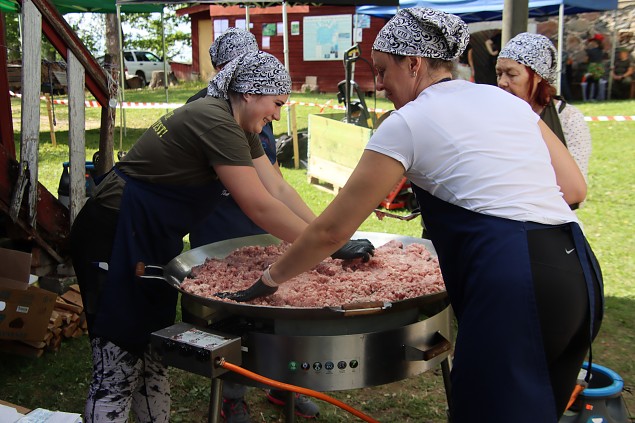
[223,8,604,423]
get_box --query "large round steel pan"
[152,231,447,320]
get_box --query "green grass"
[2,86,634,422]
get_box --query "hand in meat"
[215,278,278,302]
[331,239,375,262]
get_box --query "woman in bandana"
[496,32,592,210]
[70,50,372,423]
[222,8,604,422]
[187,28,321,422]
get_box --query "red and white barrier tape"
[8,90,631,120]
[584,115,634,121]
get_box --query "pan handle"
[135,262,167,281]
[336,301,391,316]
[403,331,452,361]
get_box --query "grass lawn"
[1,84,634,422]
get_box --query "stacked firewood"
[44,284,88,352]
[3,284,89,357]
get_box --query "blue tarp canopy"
[356,0,618,22]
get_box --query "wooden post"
[67,51,86,225]
[290,103,300,169]
[10,0,42,227]
[44,93,57,146]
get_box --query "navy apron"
[92,168,225,353]
[411,185,603,423]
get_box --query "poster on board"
[303,15,352,61]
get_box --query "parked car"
[123,50,171,86]
[97,50,171,86]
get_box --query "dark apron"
[412,185,603,422]
[92,168,225,353]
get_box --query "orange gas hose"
[218,358,380,423]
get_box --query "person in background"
[496,32,592,209]
[582,34,606,101]
[219,8,603,423]
[186,28,320,422]
[610,47,633,100]
[70,50,372,423]
[560,50,574,102]
[468,30,501,85]
[454,43,472,81]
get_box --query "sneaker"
[221,397,251,423]
[266,389,320,419]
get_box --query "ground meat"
[181,240,445,307]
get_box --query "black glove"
[215,278,278,302]
[331,239,375,262]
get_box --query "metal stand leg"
[441,357,453,422]
[285,390,295,422]
[208,378,223,423]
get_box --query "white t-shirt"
[366,80,578,225]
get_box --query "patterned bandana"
[209,28,258,68]
[499,32,558,86]
[373,7,469,61]
[207,51,291,99]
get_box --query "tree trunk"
[97,13,119,175]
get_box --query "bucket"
[559,362,629,423]
[57,161,96,208]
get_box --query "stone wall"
[536,4,635,84]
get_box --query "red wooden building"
[178,3,389,93]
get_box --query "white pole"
[556,3,564,96]
[608,9,618,100]
[282,0,291,135]
[161,8,168,109]
[116,4,126,138]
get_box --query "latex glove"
[215,278,278,302]
[331,239,375,262]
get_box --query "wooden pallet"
[307,175,342,195]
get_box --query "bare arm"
[252,154,316,224]
[538,120,587,205]
[485,39,498,56]
[269,151,405,285]
[214,160,313,243]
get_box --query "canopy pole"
[556,3,564,96]
[282,0,291,135]
[607,8,617,100]
[161,7,168,110]
[116,3,126,143]
[501,0,528,46]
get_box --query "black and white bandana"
[372,7,469,61]
[207,51,291,99]
[209,28,258,68]
[499,32,558,86]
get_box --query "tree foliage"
[120,5,191,61]
[3,13,21,62]
[2,5,191,63]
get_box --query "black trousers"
[528,225,603,417]
[70,198,119,333]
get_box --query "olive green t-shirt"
[93,96,264,210]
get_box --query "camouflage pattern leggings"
[84,337,170,423]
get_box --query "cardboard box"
[0,248,57,342]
